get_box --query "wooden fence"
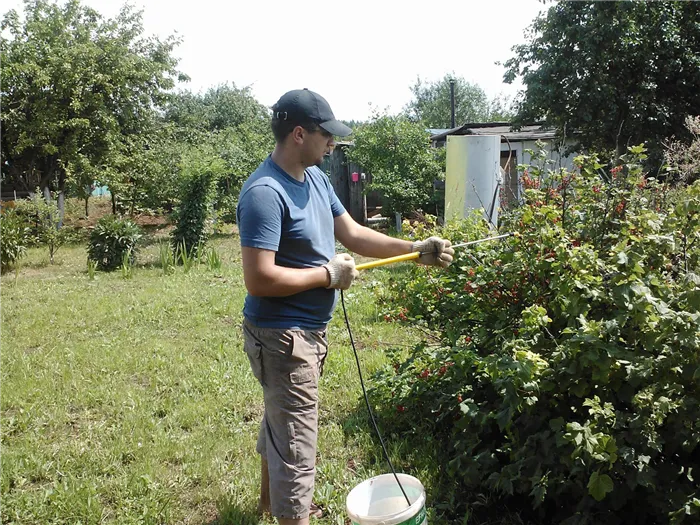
[0,188,31,202]
[320,144,381,225]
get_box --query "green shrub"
[0,209,29,273]
[372,145,700,525]
[11,194,69,264]
[88,215,142,271]
[170,149,223,259]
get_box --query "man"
[237,88,453,524]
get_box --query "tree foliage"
[164,83,269,135]
[665,116,700,185]
[404,73,514,128]
[1,0,185,216]
[503,1,700,163]
[346,113,444,217]
[159,84,273,220]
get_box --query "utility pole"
[449,78,456,128]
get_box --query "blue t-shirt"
[236,156,346,329]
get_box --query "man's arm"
[333,212,413,258]
[242,247,330,297]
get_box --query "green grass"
[1,229,450,524]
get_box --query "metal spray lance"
[355,232,518,271]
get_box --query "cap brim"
[320,120,352,137]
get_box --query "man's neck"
[271,147,305,182]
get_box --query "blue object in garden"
[91,184,110,197]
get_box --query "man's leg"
[245,323,327,522]
[261,457,310,525]
[258,457,271,515]
[262,456,309,525]
[279,518,309,525]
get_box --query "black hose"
[340,289,412,507]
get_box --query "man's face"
[301,125,336,168]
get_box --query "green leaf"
[587,471,614,501]
[549,417,566,431]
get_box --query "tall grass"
[177,240,195,273]
[203,246,222,271]
[120,248,133,279]
[159,241,175,276]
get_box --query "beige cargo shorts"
[242,319,329,520]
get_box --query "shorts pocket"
[243,338,264,386]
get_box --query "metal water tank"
[444,135,501,227]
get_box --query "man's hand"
[411,236,455,268]
[323,253,359,290]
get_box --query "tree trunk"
[40,154,57,204]
[129,184,136,217]
[85,195,89,217]
[111,192,117,214]
[57,190,65,229]
[56,170,66,228]
[614,114,625,163]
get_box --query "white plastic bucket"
[346,473,427,525]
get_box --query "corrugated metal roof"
[426,128,450,135]
[429,122,556,142]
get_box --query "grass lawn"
[1,223,450,524]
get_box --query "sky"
[5,0,548,122]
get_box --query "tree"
[503,1,700,164]
[161,84,273,221]
[210,123,274,222]
[12,191,68,264]
[346,113,443,217]
[163,83,269,136]
[403,73,514,128]
[1,0,185,221]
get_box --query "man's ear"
[291,125,306,145]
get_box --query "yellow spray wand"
[355,232,518,271]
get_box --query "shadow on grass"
[207,499,263,525]
[138,227,174,248]
[209,230,239,241]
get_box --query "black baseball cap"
[272,88,352,137]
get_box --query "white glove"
[411,236,455,268]
[323,253,359,290]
